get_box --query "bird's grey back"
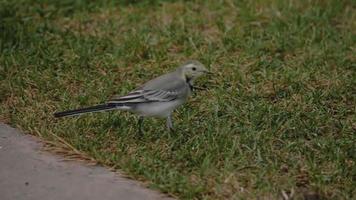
[140,70,185,91]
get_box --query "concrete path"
[0,123,173,200]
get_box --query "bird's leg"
[138,116,144,136]
[166,114,174,132]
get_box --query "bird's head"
[179,60,210,81]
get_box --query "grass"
[1,0,355,199]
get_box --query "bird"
[54,60,210,133]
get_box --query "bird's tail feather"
[54,104,117,118]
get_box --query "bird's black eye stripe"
[192,67,196,71]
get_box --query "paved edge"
[0,123,174,200]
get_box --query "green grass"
[1,0,355,199]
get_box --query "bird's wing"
[108,89,180,104]
[108,70,189,105]
[108,84,188,105]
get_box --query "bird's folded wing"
[108,89,180,104]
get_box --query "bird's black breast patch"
[186,77,194,92]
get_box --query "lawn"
[0,0,355,199]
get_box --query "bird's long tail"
[54,104,118,118]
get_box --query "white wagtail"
[54,60,210,132]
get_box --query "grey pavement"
[0,123,173,200]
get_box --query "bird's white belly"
[132,100,185,118]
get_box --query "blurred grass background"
[0,0,355,199]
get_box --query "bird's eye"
[192,67,196,71]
